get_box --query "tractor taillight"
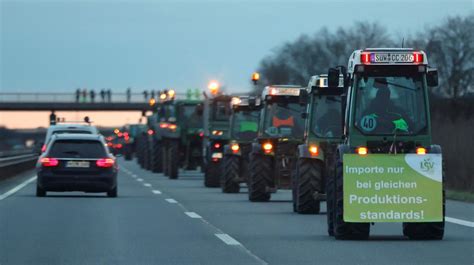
[356,147,368,155]
[416,147,427,155]
[231,143,240,153]
[262,142,273,154]
[309,145,319,156]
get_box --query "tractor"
[248,85,308,202]
[221,96,261,193]
[326,48,444,240]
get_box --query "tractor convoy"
[127,48,445,240]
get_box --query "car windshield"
[231,110,259,140]
[180,104,202,128]
[311,95,343,138]
[354,75,427,135]
[263,102,305,138]
[212,100,231,121]
[49,140,107,158]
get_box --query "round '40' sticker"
[360,114,377,132]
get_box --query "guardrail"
[0,150,38,179]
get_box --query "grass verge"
[446,190,474,203]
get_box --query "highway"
[1,158,473,265]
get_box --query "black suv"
[36,134,118,197]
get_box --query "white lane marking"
[132,174,137,178]
[0,176,37,201]
[152,190,162,194]
[215,233,241,245]
[446,217,474,228]
[143,183,152,187]
[137,178,143,182]
[185,212,202,219]
[165,198,178,203]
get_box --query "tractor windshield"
[180,104,202,128]
[212,100,232,121]
[354,74,427,135]
[311,95,343,138]
[231,110,259,140]
[263,102,305,138]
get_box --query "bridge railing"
[0,92,192,103]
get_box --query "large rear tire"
[296,158,322,214]
[168,140,179,179]
[152,140,163,173]
[248,153,272,202]
[162,141,169,176]
[222,155,240,193]
[334,155,370,240]
[204,162,220,187]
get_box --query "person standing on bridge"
[107,89,112,102]
[100,89,105,102]
[90,90,96,103]
[126,87,131,103]
[82,88,88,103]
[75,88,81,103]
[143,90,149,102]
[151,90,155,100]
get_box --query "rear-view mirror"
[427,68,439,87]
[328,68,340,87]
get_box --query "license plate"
[279,88,300,96]
[212,153,223,159]
[66,161,90,168]
[373,53,414,63]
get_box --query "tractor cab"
[247,85,308,202]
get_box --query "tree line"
[255,15,473,98]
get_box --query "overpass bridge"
[0,92,187,111]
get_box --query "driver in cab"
[362,78,413,133]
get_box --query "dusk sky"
[1,0,472,128]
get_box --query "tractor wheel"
[152,140,163,173]
[296,158,322,214]
[36,185,46,197]
[291,167,298,212]
[248,153,272,202]
[222,155,240,193]
[145,142,153,171]
[326,159,335,236]
[403,189,445,240]
[162,142,169,176]
[204,162,220,187]
[334,156,370,240]
[168,140,179,179]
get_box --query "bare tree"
[255,22,393,92]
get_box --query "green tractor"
[248,85,308,202]
[326,48,444,240]
[221,96,261,193]
[144,112,163,172]
[160,98,204,179]
[202,94,233,187]
[293,74,344,214]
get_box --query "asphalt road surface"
[1,158,473,265]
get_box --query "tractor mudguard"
[297,143,325,161]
